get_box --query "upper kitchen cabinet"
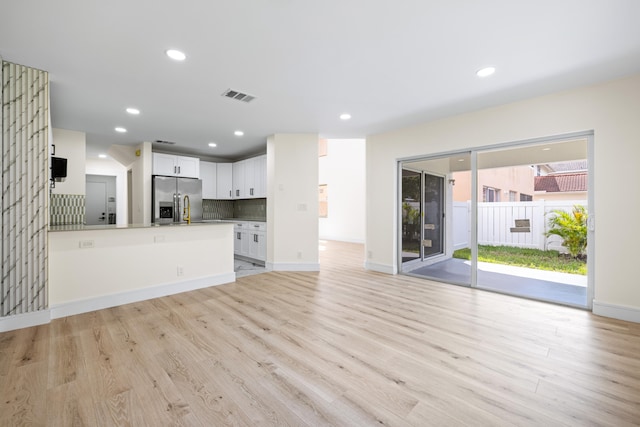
[233,155,266,199]
[153,153,200,178]
[216,163,233,199]
[200,161,217,199]
[233,160,246,198]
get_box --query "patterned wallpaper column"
[1,61,49,316]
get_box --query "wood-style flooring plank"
[1,240,640,425]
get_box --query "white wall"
[86,158,128,225]
[366,73,640,322]
[51,128,85,195]
[48,223,234,316]
[131,141,152,225]
[267,133,319,271]
[318,139,366,243]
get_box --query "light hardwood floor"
[1,240,639,426]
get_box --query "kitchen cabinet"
[200,161,217,199]
[254,155,267,198]
[232,160,246,198]
[216,163,233,199]
[153,153,200,178]
[232,155,267,199]
[233,221,266,263]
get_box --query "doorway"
[86,175,117,225]
[401,169,445,263]
[398,133,593,309]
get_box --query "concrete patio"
[406,258,587,307]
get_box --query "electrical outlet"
[154,235,165,243]
[79,240,94,249]
[177,265,184,276]
[368,251,373,259]
[297,251,303,259]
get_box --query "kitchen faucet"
[183,194,191,224]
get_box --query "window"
[319,184,328,217]
[520,193,532,202]
[509,191,517,202]
[483,186,500,202]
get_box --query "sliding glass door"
[398,134,593,309]
[401,169,421,263]
[401,167,445,266]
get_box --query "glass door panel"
[423,173,444,258]
[401,169,422,263]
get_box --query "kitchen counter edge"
[48,221,239,232]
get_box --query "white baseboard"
[592,300,640,323]
[50,272,236,320]
[0,309,51,333]
[266,262,320,272]
[364,261,397,275]
[0,273,236,332]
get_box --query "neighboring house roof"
[543,160,588,174]
[534,173,588,192]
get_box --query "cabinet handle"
[229,190,232,197]
[178,166,181,174]
[237,232,241,240]
[250,188,254,196]
[174,166,177,174]
[236,190,239,197]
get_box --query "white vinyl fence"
[453,200,588,253]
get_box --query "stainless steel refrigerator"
[152,176,203,224]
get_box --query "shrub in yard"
[545,205,587,259]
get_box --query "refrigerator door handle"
[175,193,181,222]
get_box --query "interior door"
[86,181,107,225]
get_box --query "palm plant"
[545,205,588,259]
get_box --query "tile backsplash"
[50,194,85,225]
[202,199,234,220]
[234,198,266,220]
[202,198,266,220]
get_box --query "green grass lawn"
[453,245,587,275]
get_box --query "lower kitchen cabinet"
[233,221,266,263]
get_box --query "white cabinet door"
[254,155,267,198]
[153,153,177,176]
[153,153,200,178]
[234,229,242,255]
[216,163,233,199]
[176,155,199,178]
[200,161,217,199]
[244,157,257,198]
[255,231,266,261]
[233,160,245,199]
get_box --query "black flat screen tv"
[51,157,67,179]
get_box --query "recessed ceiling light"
[542,147,552,151]
[126,107,140,115]
[340,113,351,120]
[166,49,186,61]
[234,130,244,137]
[208,142,217,147]
[115,127,127,133]
[98,154,107,159]
[458,158,465,162]
[476,66,496,78]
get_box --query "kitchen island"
[48,221,234,319]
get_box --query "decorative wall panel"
[1,61,49,316]
[50,194,85,225]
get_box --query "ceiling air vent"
[154,140,177,145]
[222,88,255,103]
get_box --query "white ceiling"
[2,1,640,161]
